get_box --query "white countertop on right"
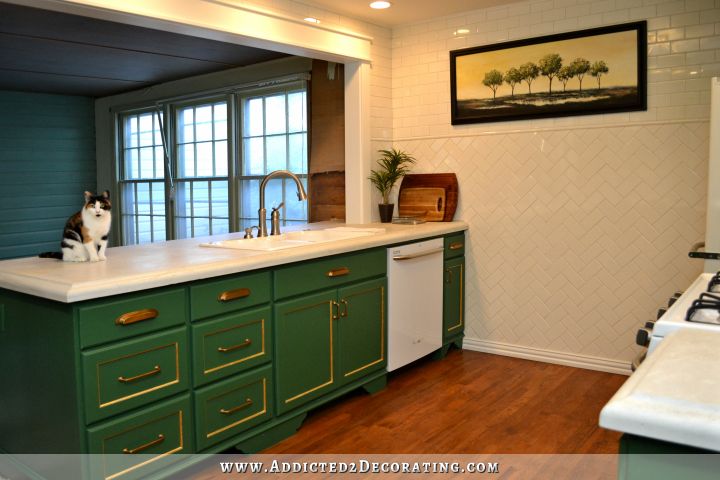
[599,328,720,451]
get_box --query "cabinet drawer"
[444,232,465,259]
[194,365,272,450]
[274,248,386,300]
[87,394,192,480]
[78,288,186,349]
[190,271,271,321]
[191,306,272,386]
[82,328,188,424]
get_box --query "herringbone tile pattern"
[396,123,707,361]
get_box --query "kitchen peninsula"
[0,221,466,480]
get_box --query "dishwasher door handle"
[392,246,445,261]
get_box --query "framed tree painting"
[450,21,647,125]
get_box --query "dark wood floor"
[264,349,627,454]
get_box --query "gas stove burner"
[686,291,720,324]
[708,272,720,292]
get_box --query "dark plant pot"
[378,203,394,223]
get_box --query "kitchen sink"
[200,227,384,251]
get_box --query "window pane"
[179,108,194,143]
[195,105,213,142]
[125,149,139,179]
[211,181,229,218]
[139,148,154,178]
[178,144,195,178]
[244,138,264,175]
[196,142,213,177]
[137,217,152,244]
[240,179,260,224]
[215,141,228,177]
[266,136,287,172]
[125,116,138,148]
[136,183,150,215]
[153,216,166,242]
[193,182,210,218]
[265,95,286,135]
[288,134,306,173]
[122,183,136,216]
[288,91,306,133]
[152,182,165,214]
[212,218,229,235]
[176,182,193,217]
[244,98,263,137]
[139,113,154,147]
[284,177,307,221]
[193,217,210,237]
[214,103,227,140]
[154,146,164,179]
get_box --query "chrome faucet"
[258,170,308,237]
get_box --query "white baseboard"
[463,337,633,376]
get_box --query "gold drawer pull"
[218,288,251,302]
[217,338,252,353]
[220,398,253,415]
[326,267,350,278]
[122,434,165,454]
[118,365,161,384]
[115,308,159,326]
[449,242,464,250]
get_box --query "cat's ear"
[102,190,110,199]
[84,191,92,203]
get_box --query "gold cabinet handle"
[218,288,251,302]
[118,365,161,384]
[122,434,165,454]
[220,398,253,415]
[326,267,350,278]
[115,308,159,326]
[332,301,340,320]
[449,242,464,250]
[217,338,252,353]
[340,299,349,318]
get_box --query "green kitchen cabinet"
[274,277,386,415]
[617,434,720,480]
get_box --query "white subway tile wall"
[251,0,716,367]
[391,0,717,365]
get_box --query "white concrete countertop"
[599,328,720,451]
[0,221,467,303]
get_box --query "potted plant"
[368,148,416,223]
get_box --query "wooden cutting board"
[398,173,458,222]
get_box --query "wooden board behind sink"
[398,173,458,222]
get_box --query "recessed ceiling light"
[454,28,470,35]
[370,1,392,9]
[304,17,320,23]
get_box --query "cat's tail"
[39,252,63,259]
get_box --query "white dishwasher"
[387,238,444,371]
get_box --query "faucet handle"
[271,202,285,213]
[243,226,259,239]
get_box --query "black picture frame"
[450,21,647,125]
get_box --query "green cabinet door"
[337,277,387,385]
[443,257,465,342]
[274,290,338,415]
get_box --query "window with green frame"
[117,80,307,245]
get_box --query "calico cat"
[39,191,112,262]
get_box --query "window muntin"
[116,81,307,245]
[174,101,230,239]
[119,111,166,245]
[239,88,307,230]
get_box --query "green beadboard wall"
[0,91,96,259]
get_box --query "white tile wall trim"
[464,338,633,376]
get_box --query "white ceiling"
[298,0,519,27]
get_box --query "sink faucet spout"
[258,170,307,237]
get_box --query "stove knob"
[636,328,651,347]
[657,307,667,319]
[668,296,678,307]
[645,320,655,329]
